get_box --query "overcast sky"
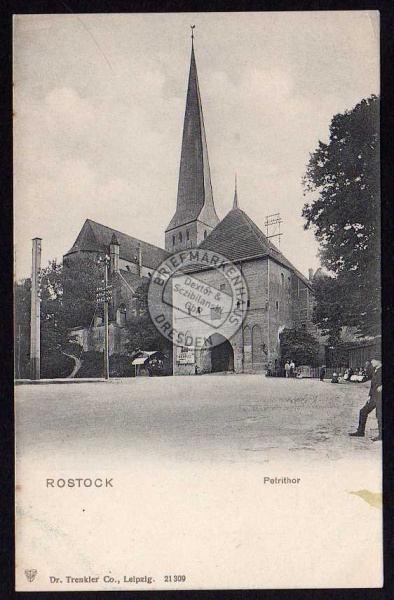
[14,11,379,280]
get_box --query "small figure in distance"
[331,371,339,384]
[289,359,295,378]
[284,360,290,378]
[349,358,382,441]
[319,364,326,381]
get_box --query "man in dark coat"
[349,358,382,441]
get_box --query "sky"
[13,11,379,280]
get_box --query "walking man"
[349,358,382,441]
[319,365,326,381]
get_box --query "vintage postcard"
[14,11,382,591]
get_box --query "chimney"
[308,268,314,281]
[109,233,120,273]
[30,237,42,380]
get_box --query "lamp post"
[97,255,112,380]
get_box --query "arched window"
[244,326,252,346]
[172,235,175,246]
[243,326,252,365]
[186,230,190,241]
[281,273,284,285]
[179,231,182,242]
[204,230,207,239]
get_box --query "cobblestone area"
[16,375,381,467]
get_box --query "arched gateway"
[200,333,235,374]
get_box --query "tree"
[62,254,103,328]
[40,260,68,357]
[302,95,380,338]
[125,281,172,356]
[14,278,31,378]
[14,263,70,378]
[279,328,320,367]
[14,255,104,378]
[310,273,354,341]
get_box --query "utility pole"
[30,238,42,380]
[97,255,112,380]
[265,213,283,247]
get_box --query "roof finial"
[233,173,238,209]
[190,25,195,45]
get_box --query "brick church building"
[64,39,322,373]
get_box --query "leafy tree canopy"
[14,255,104,377]
[279,328,320,367]
[302,95,380,338]
[125,281,172,356]
[62,254,104,328]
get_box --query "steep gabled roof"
[198,207,312,287]
[198,207,276,259]
[166,43,219,232]
[64,219,169,269]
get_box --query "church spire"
[233,173,238,209]
[165,31,219,251]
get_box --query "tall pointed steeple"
[233,174,239,209]
[165,32,219,252]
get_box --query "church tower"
[165,34,219,252]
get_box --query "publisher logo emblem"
[24,569,37,582]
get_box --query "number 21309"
[164,575,186,582]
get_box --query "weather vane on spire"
[190,25,195,42]
[233,173,239,209]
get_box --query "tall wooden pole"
[30,237,42,380]
[103,256,110,380]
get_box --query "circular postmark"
[148,248,249,349]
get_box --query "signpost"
[96,255,112,380]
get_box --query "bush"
[76,352,136,378]
[41,351,74,379]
